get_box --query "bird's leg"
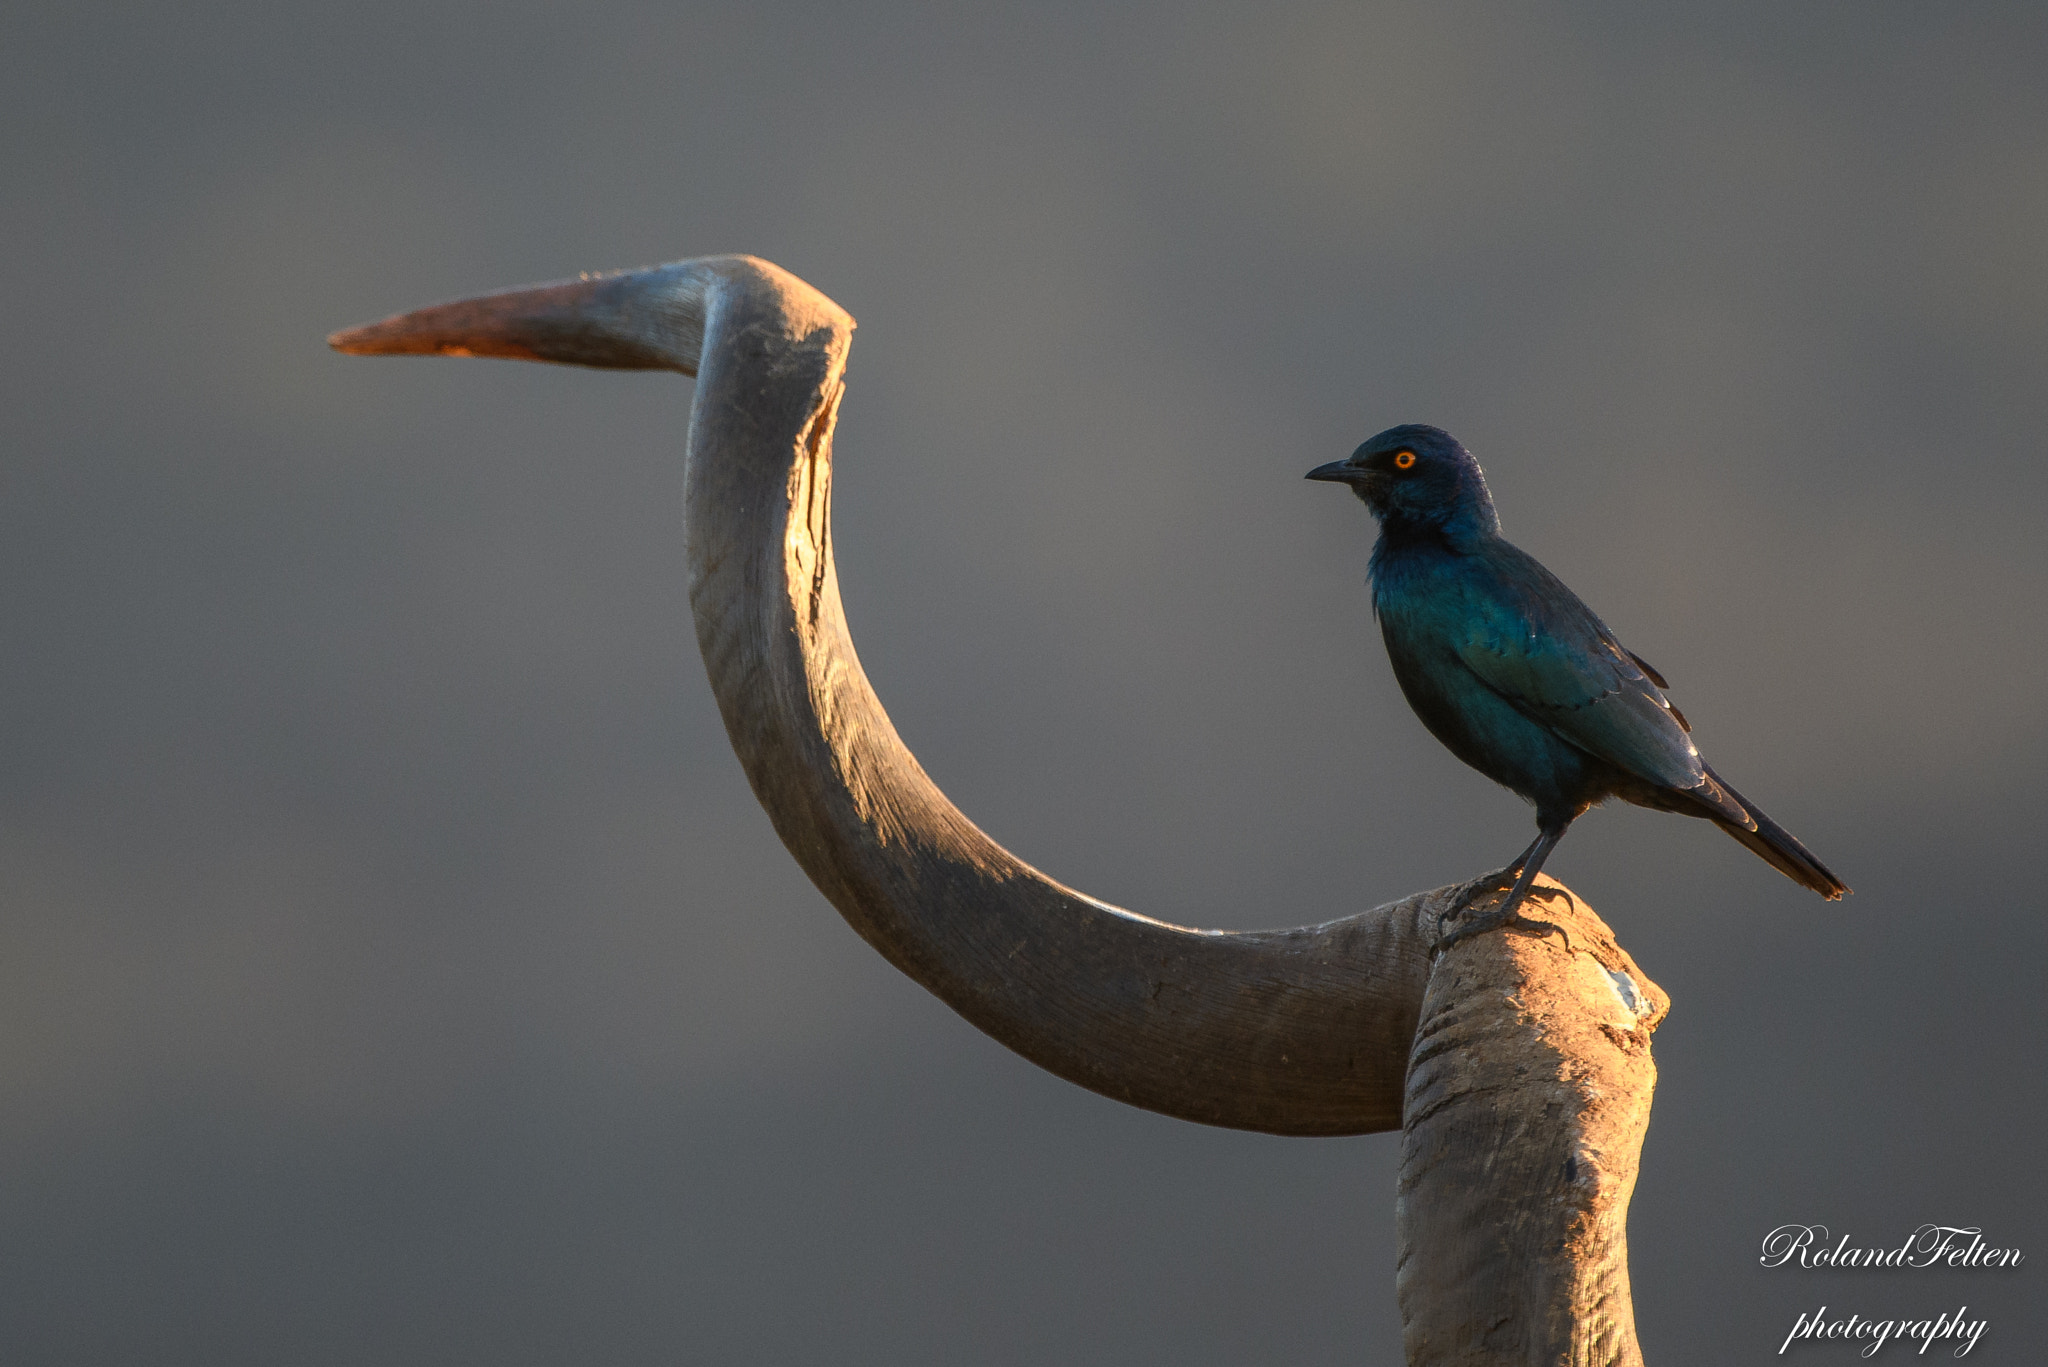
[1440,831,1548,923]
[1437,822,1575,953]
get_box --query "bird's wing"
[1450,542,1707,794]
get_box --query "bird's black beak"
[1305,460,1363,484]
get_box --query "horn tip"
[327,318,485,359]
[327,320,406,355]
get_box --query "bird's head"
[1306,423,1499,540]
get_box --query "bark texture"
[333,254,1668,1363]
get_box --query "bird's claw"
[1442,867,1517,922]
[1435,907,1577,955]
[1435,871,1510,948]
[1434,881,1580,955]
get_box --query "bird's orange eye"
[1394,450,1417,470]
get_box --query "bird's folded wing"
[1451,553,1706,794]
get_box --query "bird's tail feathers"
[1694,767,1849,900]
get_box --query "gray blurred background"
[3,3,2043,1362]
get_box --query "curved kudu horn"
[336,255,1672,1364]
[332,255,1438,1135]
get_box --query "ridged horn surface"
[332,254,1440,1135]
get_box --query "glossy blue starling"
[1308,424,1847,949]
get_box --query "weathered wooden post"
[332,255,1669,1365]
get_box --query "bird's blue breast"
[1367,525,1708,824]
[1369,541,1599,812]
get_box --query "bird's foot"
[1435,906,1576,954]
[1434,883,1578,955]
[1441,866,1518,922]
